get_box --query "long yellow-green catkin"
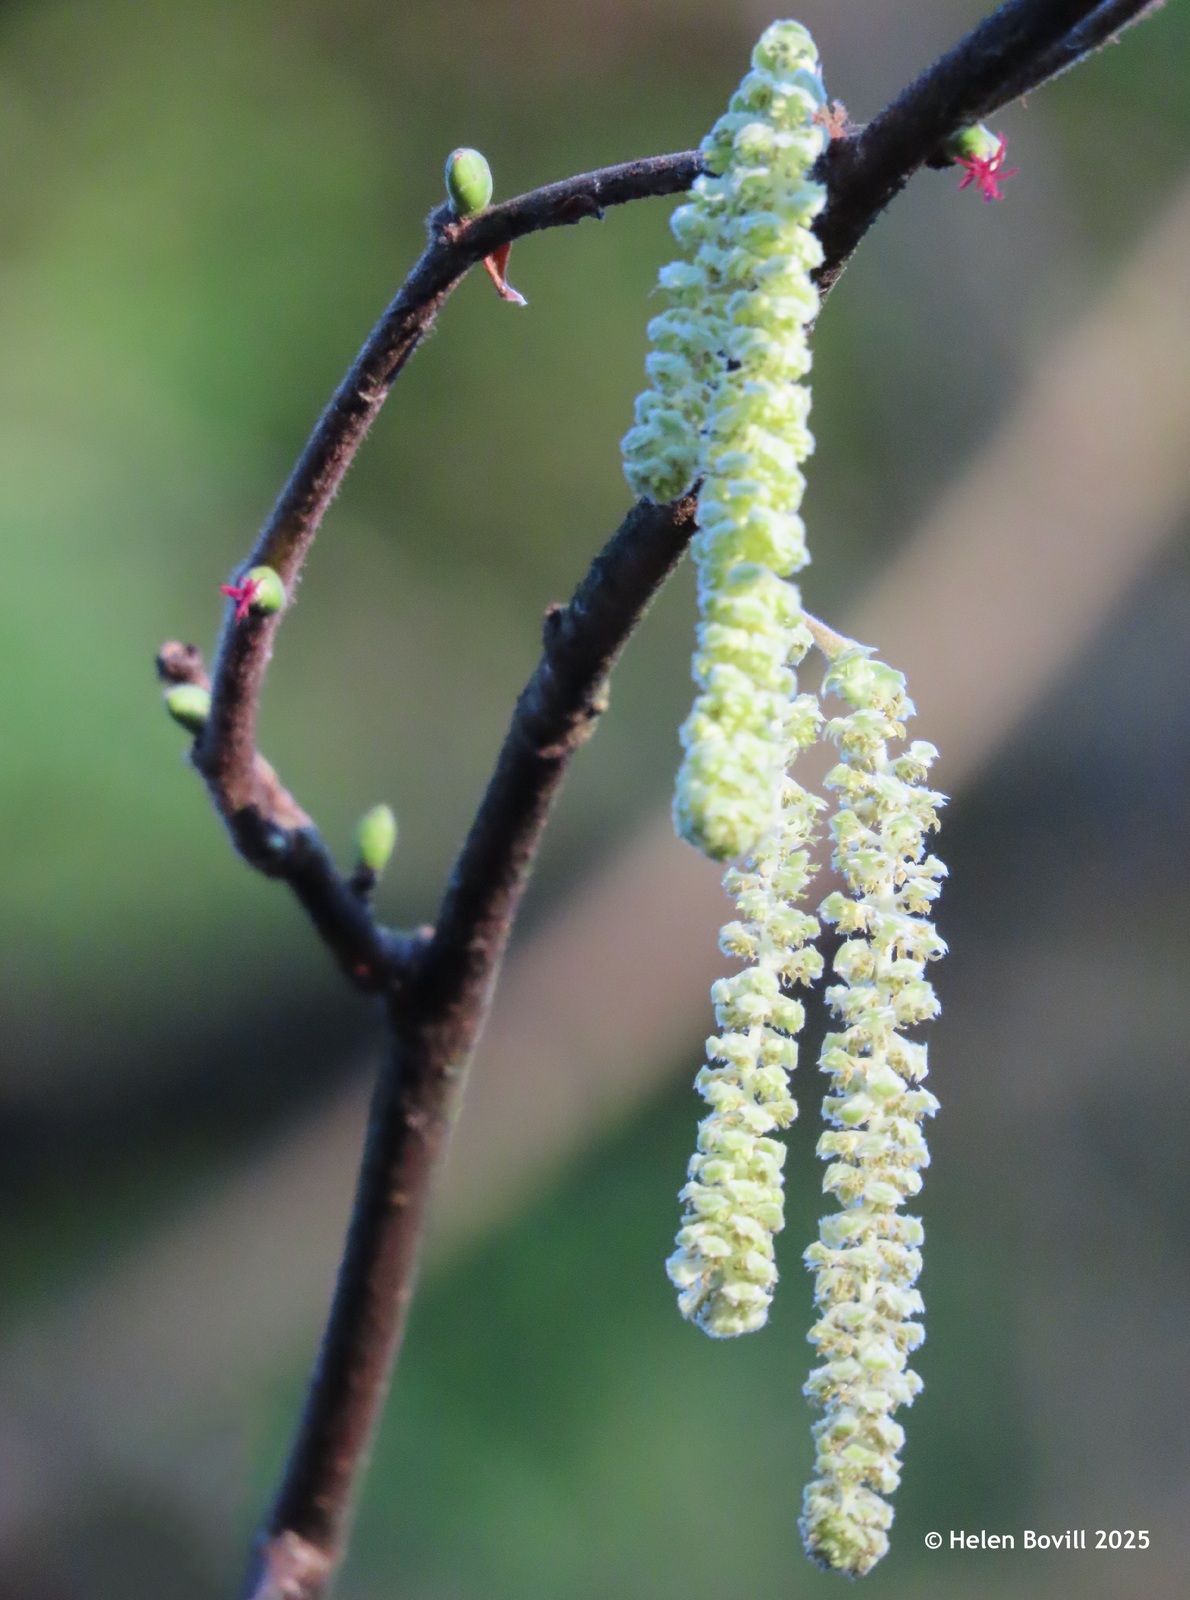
[629,23,949,1579]
[622,19,830,863]
[800,645,946,1577]
[653,20,831,1339]
[666,679,823,1336]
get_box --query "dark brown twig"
[180,0,1140,987]
[813,0,1123,294]
[193,151,702,840]
[154,155,700,1000]
[148,2,1165,1593]
[157,642,406,991]
[246,494,699,1599]
[984,0,1164,111]
[169,153,701,1003]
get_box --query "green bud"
[355,803,397,876]
[445,147,493,218]
[245,566,287,615]
[164,683,211,733]
[944,122,1001,165]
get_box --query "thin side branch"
[158,152,699,995]
[167,152,700,1000]
[193,151,701,836]
[814,0,1119,292]
[988,0,1164,109]
[158,642,407,990]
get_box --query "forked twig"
[152,2,1160,1592]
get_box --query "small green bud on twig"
[164,683,211,733]
[443,148,528,305]
[944,121,1001,164]
[445,147,493,218]
[244,565,287,615]
[355,803,398,878]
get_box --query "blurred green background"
[2,0,1190,1595]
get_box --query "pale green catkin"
[665,680,823,1336]
[626,18,947,1578]
[622,18,829,864]
[800,645,946,1577]
[654,20,830,1339]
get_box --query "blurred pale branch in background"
[4,162,1190,1575]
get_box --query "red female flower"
[220,574,262,622]
[956,136,1018,201]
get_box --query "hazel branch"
[813,0,1130,292]
[192,150,703,848]
[156,642,406,991]
[145,1,1165,1593]
[181,0,1150,917]
[245,492,699,1600]
[986,0,1164,110]
[163,152,701,992]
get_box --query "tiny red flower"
[955,136,1018,202]
[220,575,261,622]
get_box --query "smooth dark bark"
[250,496,698,1594]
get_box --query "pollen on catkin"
[629,16,949,1572]
[621,19,830,862]
[666,680,823,1336]
[799,643,947,1578]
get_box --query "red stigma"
[220,575,262,622]
[955,136,1018,202]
